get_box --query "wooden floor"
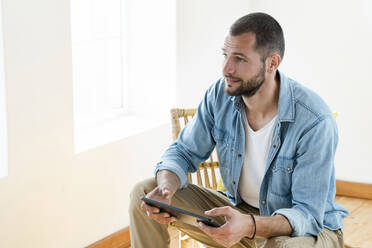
[165,196,372,248]
[335,196,372,248]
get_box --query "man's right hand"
[141,183,177,224]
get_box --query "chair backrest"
[170,108,219,190]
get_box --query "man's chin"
[224,86,261,98]
[224,86,240,96]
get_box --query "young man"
[129,12,348,248]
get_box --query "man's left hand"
[197,206,254,248]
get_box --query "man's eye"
[222,53,227,58]
[236,57,245,62]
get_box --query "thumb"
[205,206,232,217]
[162,188,172,199]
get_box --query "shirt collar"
[277,70,295,122]
[228,70,295,122]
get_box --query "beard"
[224,64,266,97]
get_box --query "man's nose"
[223,58,235,75]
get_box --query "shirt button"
[273,144,277,149]
[262,200,266,205]
[287,167,291,171]
[238,153,242,158]
[233,181,236,185]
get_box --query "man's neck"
[242,72,280,131]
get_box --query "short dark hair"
[230,12,285,60]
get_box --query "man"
[129,12,348,248]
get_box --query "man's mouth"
[225,77,241,85]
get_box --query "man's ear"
[266,54,281,73]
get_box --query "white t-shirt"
[238,113,277,208]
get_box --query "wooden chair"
[170,108,220,190]
[170,108,221,248]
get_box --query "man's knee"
[129,178,156,212]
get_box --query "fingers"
[158,184,173,199]
[148,212,176,224]
[141,185,177,224]
[197,222,231,248]
[149,212,176,224]
[197,221,215,234]
[162,189,171,199]
[141,201,159,213]
[198,207,245,248]
[147,185,173,201]
[198,222,239,248]
[205,206,232,217]
[140,202,176,224]
[198,221,229,236]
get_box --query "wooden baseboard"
[86,227,130,248]
[336,179,372,200]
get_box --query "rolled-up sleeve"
[154,160,189,189]
[154,82,219,188]
[272,116,338,236]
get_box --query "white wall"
[177,0,372,183]
[0,0,172,247]
[176,0,252,107]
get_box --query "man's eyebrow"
[221,48,248,58]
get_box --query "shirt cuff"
[272,208,306,237]
[154,161,189,188]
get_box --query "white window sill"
[74,112,170,154]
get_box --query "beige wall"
[0,0,172,247]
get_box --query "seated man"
[129,12,349,248]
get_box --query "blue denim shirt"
[155,71,349,237]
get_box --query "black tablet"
[141,196,220,227]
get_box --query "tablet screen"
[141,196,220,227]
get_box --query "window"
[71,0,176,153]
[0,0,8,178]
[72,0,126,125]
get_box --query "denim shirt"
[155,71,349,237]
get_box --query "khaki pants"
[129,178,344,248]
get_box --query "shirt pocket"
[269,157,294,197]
[212,126,232,168]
